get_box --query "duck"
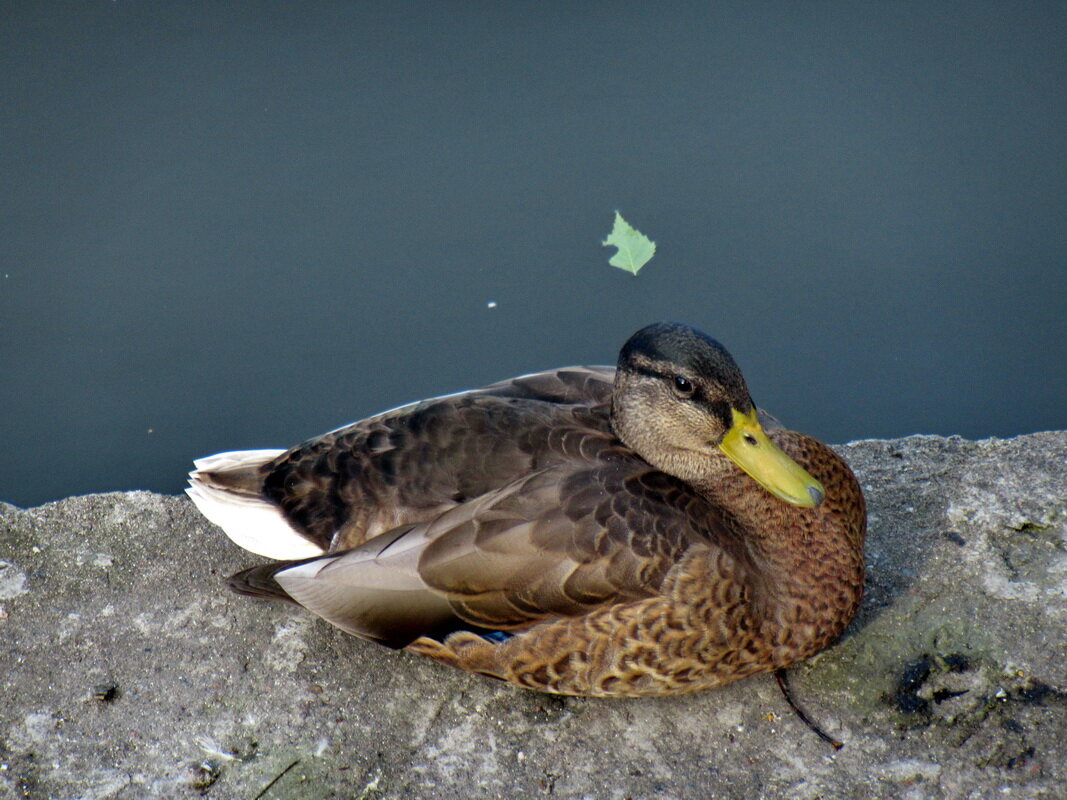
[187,322,865,698]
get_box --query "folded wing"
[233,454,745,649]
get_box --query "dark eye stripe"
[707,400,731,427]
[631,364,722,408]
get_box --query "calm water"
[2,3,1064,507]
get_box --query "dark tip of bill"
[809,486,825,506]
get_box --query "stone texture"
[1,432,1065,800]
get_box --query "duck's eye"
[673,376,695,397]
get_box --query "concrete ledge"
[1,432,1065,799]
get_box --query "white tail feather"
[192,448,288,472]
[186,449,325,560]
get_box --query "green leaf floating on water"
[602,212,656,275]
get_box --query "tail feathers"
[192,448,287,473]
[187,448,325,560]
[228,560,308,604]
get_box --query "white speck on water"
[0,561,28,599]
[486,300,497,308]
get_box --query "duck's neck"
[690,436,865,637]
[692,464,814,566]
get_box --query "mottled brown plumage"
[191,322,865,697]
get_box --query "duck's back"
[189,366,618,556]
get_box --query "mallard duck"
[188,322,865,697]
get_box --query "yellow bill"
[719,408,825,508]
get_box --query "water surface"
[2,3,1064,506]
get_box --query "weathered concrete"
[1,432,1065,800]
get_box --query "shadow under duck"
[188,322,865,697]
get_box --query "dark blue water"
[2,3,1064,507]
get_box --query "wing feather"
[259,366,618,551]
[264,450,754,647]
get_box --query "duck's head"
[612,322,825,508]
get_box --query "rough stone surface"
[1,432,1065,800]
